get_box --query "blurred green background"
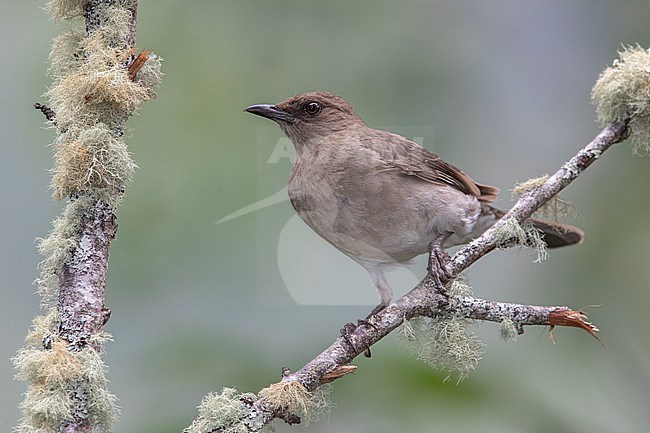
[2,2,649,432]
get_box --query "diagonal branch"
[286,119,629,385]
[200,118,630,432]
[445,117,630,277]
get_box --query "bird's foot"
[340,317,379,358]
[427,237,453,292]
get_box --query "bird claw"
[340,319,377,358]
[357,318,379,334]
[427,238,453,291]
[340,322,357,337]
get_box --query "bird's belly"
[288,174,480,266]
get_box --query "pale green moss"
[16,2,160,432]
[85,385,120,433]
[398,316,428,357]
[47,35,153,131]
[36,196,93,305]
[46,4,154,131]
[592,45,650,155]
[18,384,72,431]
[184,388,257,433]
[449,273,473,297]
[14,341,83,387]
[512,175,578,223]
[421,317,484,383]
[48,30,85,80]
[13,341,119,433]
[46,0,85,20]
[400,316,484,383]
[92,3,133,47]
[25,309,59,347]
[499,318,519,342]
[493,218,548,263]
[135,52,164,91]
[50,124,136,203]
[259,381,331,425]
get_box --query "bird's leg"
[427,232,453,292]
[339,269,391,357]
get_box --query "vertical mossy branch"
[15,1,161,433]
[57,198,116,352]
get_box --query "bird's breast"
[287,150,484,266]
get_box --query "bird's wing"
[363,130,500,202]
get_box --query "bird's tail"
[528,218,584,248]
[485,204,584,248]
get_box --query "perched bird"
[245,91,583,308]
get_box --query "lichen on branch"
[592,45,650,155]
[15,1,161,433]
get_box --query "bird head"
[245,91,364,151]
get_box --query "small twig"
[319,365,357,384]
[34,102,55,122]
[548,308,602,346]
[128,50,149,81]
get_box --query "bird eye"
[304,102,322,115]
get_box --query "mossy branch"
[445,117,629,278]
[15,1,161,433]
[189,120,626,433]
[186,46,647,430]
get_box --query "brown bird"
[245,91,583,308]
